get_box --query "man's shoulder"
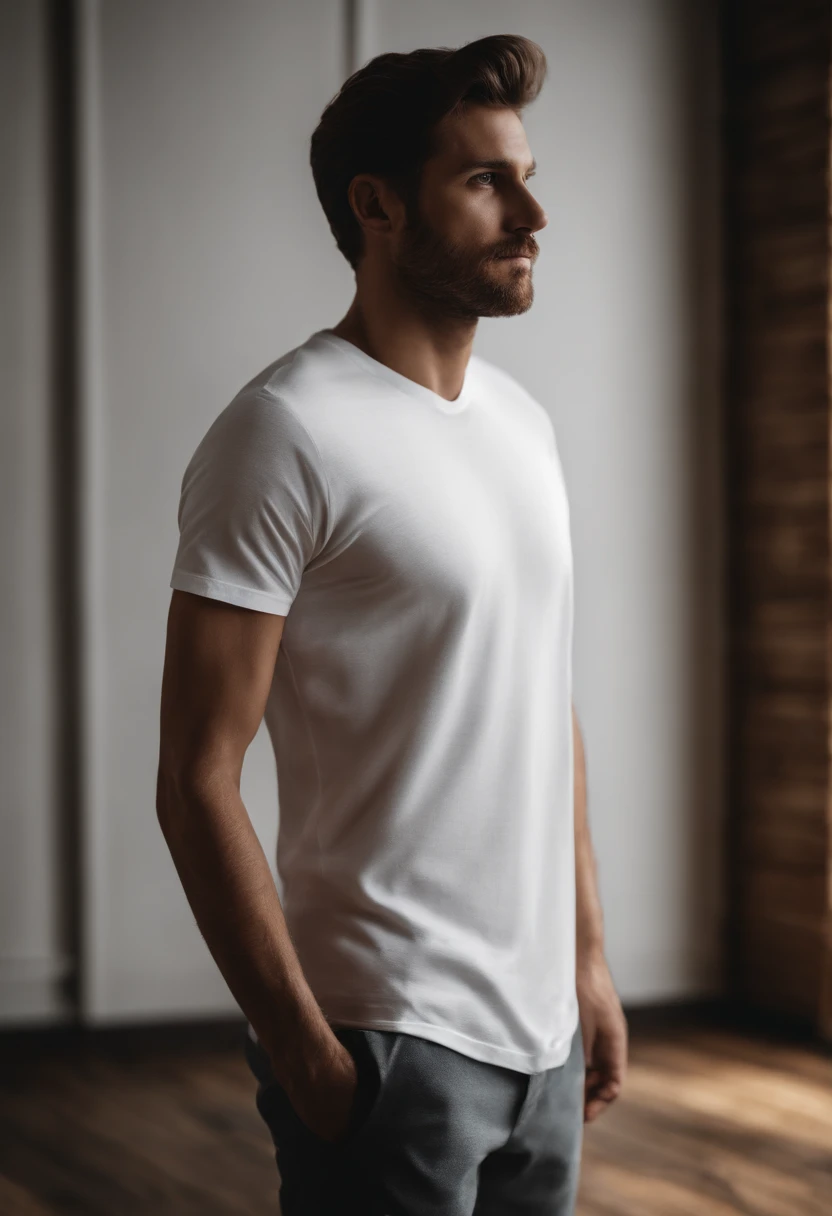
[205,333,336,445]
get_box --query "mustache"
[494,243,538,259]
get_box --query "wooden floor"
[577,1015,832,1215]
[0,1010,830,1214]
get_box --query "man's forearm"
[572,704,605,962]
[156,773,330,1086]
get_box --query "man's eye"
[471,171,536,187]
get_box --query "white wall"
[76,0,351,1020]
[0,0,69,1025]
[1,0,723,1025]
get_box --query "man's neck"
[330,295,476,405]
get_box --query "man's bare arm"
[156,590,338,1095]
[572,701,628,1122]
[572,703,605,962]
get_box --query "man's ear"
[348,175,395,238]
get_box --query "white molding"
[0,952,74,983]
[0,952,74,1025]
[76,0,109,1021]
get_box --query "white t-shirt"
[170,328,578,1073]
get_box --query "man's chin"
[478,289,534,318]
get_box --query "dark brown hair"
[309,34,547,270]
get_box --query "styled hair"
[309,34,547,269]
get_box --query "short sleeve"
[169,391,330,615]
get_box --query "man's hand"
[281,1029,361,1144]
[576,950,628,1123]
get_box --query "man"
[157,32,627,1216]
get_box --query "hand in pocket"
[285,1032,361,1144]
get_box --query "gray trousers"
[244,1019,585,1215]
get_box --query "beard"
[392,212,535,322]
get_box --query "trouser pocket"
[244,1025,398,1152]
[329,1026,384,1147]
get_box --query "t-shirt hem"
[246,1009,579,1075]
[170,570,295,615]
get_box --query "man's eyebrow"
[458,157,537,174]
